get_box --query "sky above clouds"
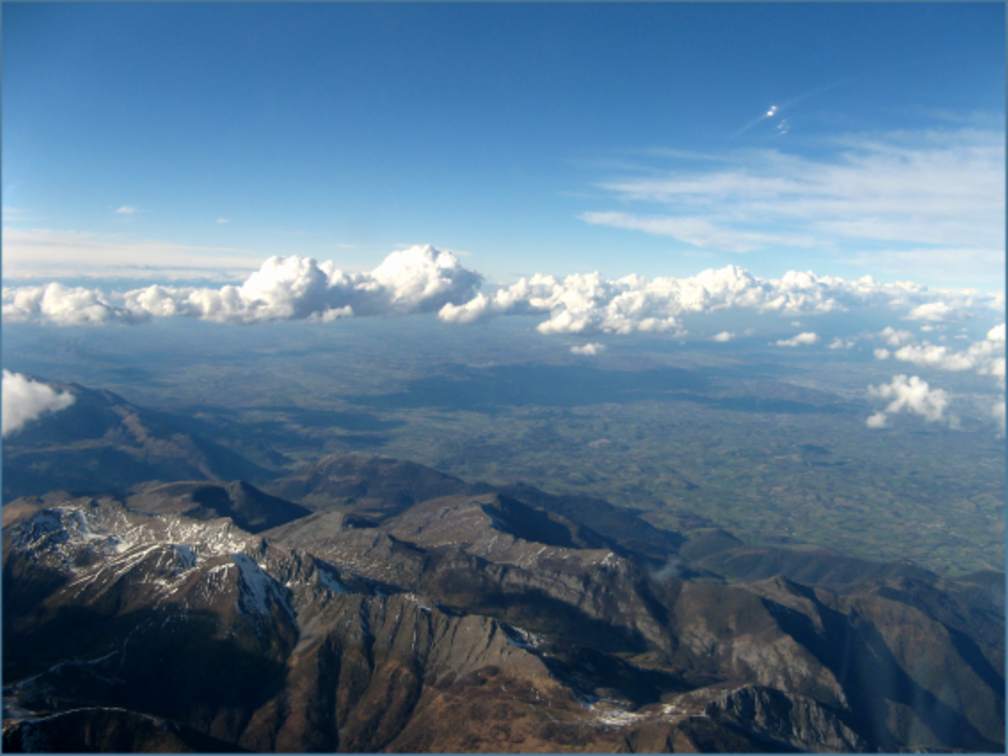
[2,3,1004,289]
[2,3,1004,434]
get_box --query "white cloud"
[875,323,1005,380]
[114,205,137,215]
[874,348,891,360]
[712,330,735,342]
[829,337,855,350]
[216,217,230,225]
[3,282,144,325]
[581,127,1003,284]
[866,411,889,429]
[879,326,913,346]
[907,301,953,322]
[437,263,994,337]
[866,374,950,427]
[579,211,817,253]
[775,331,818,347]
[571,342,605,356]
[2,227,260,280]
[3,245,481,326]
[2,371,75,437]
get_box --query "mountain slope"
[2,381,270,501]
[3,459,1002,753]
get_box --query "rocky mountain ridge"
[3,454,1003,752]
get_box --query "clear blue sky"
[3,3,1004,288]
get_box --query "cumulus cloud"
[775,331,818,347]
[907,301,954,322]
[3,245,481,326]
[879,326,913,346]
[114,205,137,215]
[712,331,735,342]
[4,282,145,325]
[2,371,75,436]
[874,322,1005,380]
[5,245,1000,346]
[829,337,855,350]
[570,342,605,356]
[866,374,950,427]
[437,263,989,337]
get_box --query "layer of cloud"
[866,374,950,428]
[580,127,1003,285]
[2,371,75,437]
[7,245,1000,343]
[775,331,818,347]
[3,245,481,325]
[436,263,993,337]
[2,227,261,280]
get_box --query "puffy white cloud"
[865,411,889,429]
[712,330,735,342]
[879,326,913,346]
[775,331,818,347]
[3,282,145,325]
[907,301,954,322]
[570,342,605,356]
[874,348,891,360]
[829,337,855,350]
[114,205,137,215]
[2,371,75,437]
[3,245,481,326]
[866,374,950,427]
[437,263,985,337]
[875,323,1005,380]
[4,246,1000,346]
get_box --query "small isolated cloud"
[866,412,889,429]
[879,326,913,346]
[712,330,735,342]
[866,374,949,428]
[874,348,891,360]
[571,342,605,356]
[907,301,953,322]
[775,331,818,347]
[2,371,75,436]
[114,205,137,215]
[216,217,230,225]
[829,337,855,350]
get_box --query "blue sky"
[3,3,1004,288]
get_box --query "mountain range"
[2,381,1004,752]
